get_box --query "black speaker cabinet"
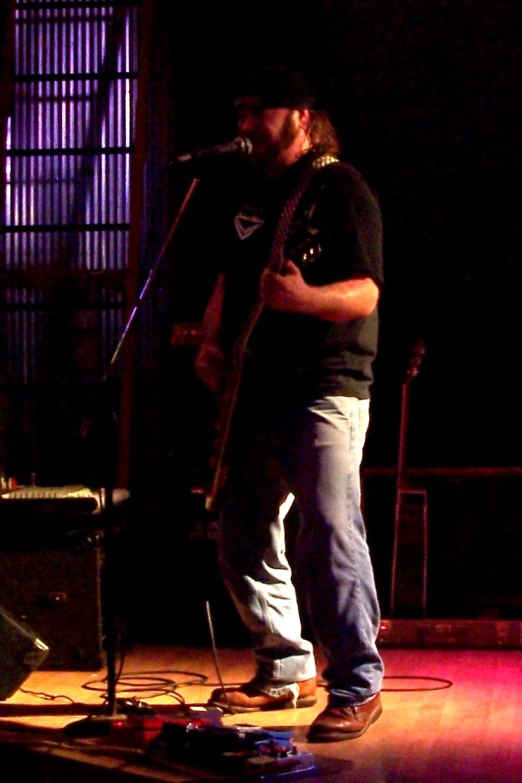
[0,541,104,671]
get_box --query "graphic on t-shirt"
[234,210,265,240]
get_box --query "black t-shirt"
[218,153,384,400]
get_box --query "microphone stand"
[65,175,201,736]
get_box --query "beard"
[249,111,300,166]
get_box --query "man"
[193,64,384,742]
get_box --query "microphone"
[174,136,253,164]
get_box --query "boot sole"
[210,694,318,714]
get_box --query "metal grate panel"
[0,0,143,484]
[3,0,138,272]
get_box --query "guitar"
[396,337,425,489]
[204,157,335,513]
[389,336,428,617]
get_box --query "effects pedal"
[149,719,316,778]
[106,706,222,749]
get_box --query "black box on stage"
[0,604,49,700]
[0,543,104,671]
[377,618,522,649]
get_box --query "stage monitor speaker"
[0,604,49,700]
[0,542,104,671]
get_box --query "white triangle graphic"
[234,212,264,240]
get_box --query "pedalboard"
[108,706,315,779]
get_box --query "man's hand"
[194,342,225,394]
[260,260,311,313]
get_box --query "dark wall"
[166,0,521,469]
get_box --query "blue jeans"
[217,394,384,705]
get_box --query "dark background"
[131,0,522,643]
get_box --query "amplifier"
[0,485,130,514]
[0,543,104,670]
[0,485,130,550]
[378,618,522,649]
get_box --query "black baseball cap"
[234,65,316,110]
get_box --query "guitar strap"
[237,152,339,350]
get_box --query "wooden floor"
[2,643,522,782]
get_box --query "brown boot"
[307,693,382,742]
[208,677,317,714]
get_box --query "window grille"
[0,0,144,484]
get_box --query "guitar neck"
[396,380,411,489]
[395,337,425,490]
[233,296,265,360]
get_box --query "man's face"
[235,98,301,166]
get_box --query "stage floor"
[1,643,522,782]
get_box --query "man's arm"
[260,261,380,322]
[194,273,225,392]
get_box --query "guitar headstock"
[406,337,426,381]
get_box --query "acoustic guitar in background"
[389,337,428,618]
